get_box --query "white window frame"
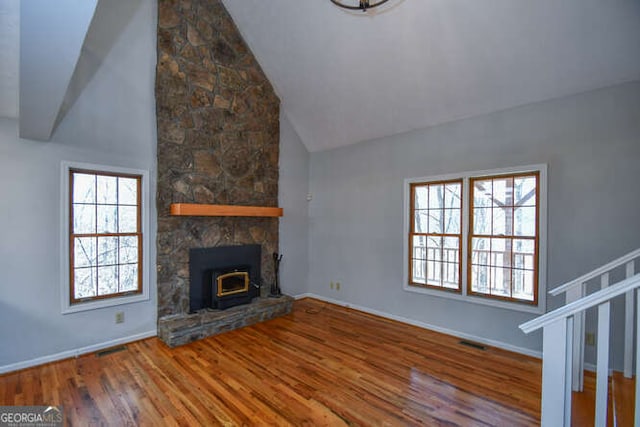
[403,164,547,314]
[60,161,150,314]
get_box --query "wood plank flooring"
[2,298,547,425]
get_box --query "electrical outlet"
[330,281,334,290]
[336,282,341,291]
[586,332,595,346]
[115,312,125,324]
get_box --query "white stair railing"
[520,273,640,427]
[549,248,640,391]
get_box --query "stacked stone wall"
[156,0,280,317]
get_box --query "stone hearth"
[159,296,293,347]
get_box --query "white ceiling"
[4,0,142,141]
[0,0,19,119]
[222,0,640,152]
[2,1,639,149]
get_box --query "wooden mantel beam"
[170,203,283,218]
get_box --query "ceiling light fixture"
[330,0,390,11]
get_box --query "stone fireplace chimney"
[155,0,281,319]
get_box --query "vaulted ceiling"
[2,0,640,150]
[222,0,640,151]
[0,0,19,119]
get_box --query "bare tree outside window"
[70,169,142,304]
[407,170,540,306]
[469,173,539,303]
[410,180,462,291]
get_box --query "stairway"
[520,247,640,426]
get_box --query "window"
[61,162,149,313]
[469,173,539,303]
[409,180,462,291]
[404,165,546,313]
[69,169,142,304]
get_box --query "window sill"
[403,283,544,314]
[62,291,150,314]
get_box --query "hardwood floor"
[1,298,546,426]
[612,372,635,427]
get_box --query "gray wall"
[308,81,640,361]
[278,113,310,296]
[0,0,157,369]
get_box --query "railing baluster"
[541,318,571,427]
[625,261,636,378]
[565,316,574,427]
[601,272,609,290]
[566,283,585,392]
[635,289,640,427]
[595,301,611,427]
[597,271,609,425]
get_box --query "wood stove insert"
[189,245,261,312]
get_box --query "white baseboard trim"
[294,293,542,359]
[583,363,615,376]
[0,330,157,375]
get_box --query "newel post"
[541,317,573,427]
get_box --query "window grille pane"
[442,237,460,289]
[473,180,493,208]
[428,184,444,209]
[492,207,512,236]
[512,269,535,301]
[490,238,511,269]
[443,265,459,289]
[426,236,442,285]
[412,259,427,284]
[73,173,95,204]
[118,206,137,233]
[97,205,118,233]
[74,267,97,299]
[427,236,442,258]
[490,237,507,253]
[473,208,491,235]
[428,210,443,234]
[513,239,534,254]
[471,264,490,294]
[445,183,461,209]
[513,239,535,271]
[73,204,96,234]
[443,209,460,234]
[491,267,512,297]
[97,236,118,266]
[471,237,490,264]
[514,206,536,237]
[119,236,138,264]
[414,211,429,233]
[515,177,536,206]
[74,237,96,268]
[412,235,426,254]
[492,177,512,207]
[119,264,139,292]
[118,177,138,205]
[98,265,118,295]
[443,236,459,251]
[96,175,117,204]
[414,186,428,210]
